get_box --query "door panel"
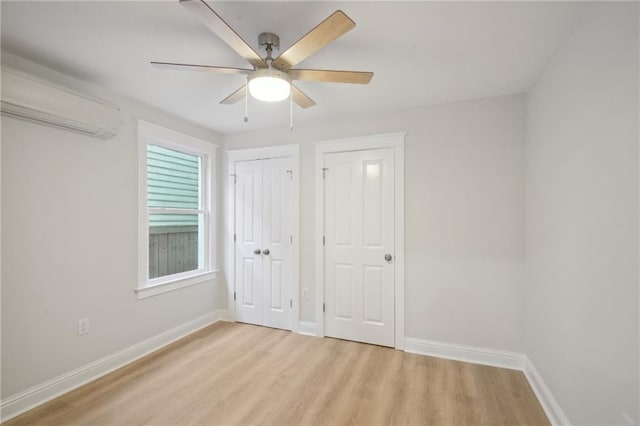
[262,157,293,330]
[324,148,394,347]
[363,161,383,247]
[363,265,384,324]
[270,260,283,309]
[334,264,354,320]
[333,165,353,246]
[234,160,263,325]
[242,258,256,305]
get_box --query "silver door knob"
[385,254,393,262]
[253,249,261,255]
[262,249,270,255]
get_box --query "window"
[137,120,217,299]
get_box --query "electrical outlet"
[302,288,309,300]
[78,318,90,336]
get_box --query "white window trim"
[136,120,218,300]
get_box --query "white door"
[234,158,293,330]
[234,160,263,326]
[261,158,293,329]
[323,148,395,347]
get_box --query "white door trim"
[314,133,406,350]
[226,144,300,332]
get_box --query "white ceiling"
[1,1,584,134]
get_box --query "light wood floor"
[5,322,549,425]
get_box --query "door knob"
[253,249,261,255]
[262,249,270,255]
[385,254,393,262]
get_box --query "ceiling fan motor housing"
[258,32,280,50]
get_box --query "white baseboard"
[212,309,230,322]
[0,309,229,423]
[298,321,317,336]
[2,317,569,426]
[404,337,571,426]
[404,337,525,370]
[523,356,571,426]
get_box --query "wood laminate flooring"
[4,321,549,425]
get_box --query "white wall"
[224,94,526,352]
[524,3,639,424]
[0,53,227,399]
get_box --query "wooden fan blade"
[151,62,251,75]
[179,0,267,69]
[220,85,246,104]
[291,84,316,109]
[272,10,355,71]
[289,69,373,84]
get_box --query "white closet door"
[324,148,395,347]
[261,157,293,330]
[233,157,293,330]
[234,160,263,326]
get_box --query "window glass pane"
[147,145,201,209]
[149,213,203,279]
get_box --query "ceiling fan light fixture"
[248,69,291,102]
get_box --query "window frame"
[136,120,218,299]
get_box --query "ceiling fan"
[151,0,373,111]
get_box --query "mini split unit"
[1,68,121,140]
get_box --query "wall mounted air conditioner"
[1,68,121,139]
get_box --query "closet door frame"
[314,133,405,350]
[226,144,300,332]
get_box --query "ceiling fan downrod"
[258,32,280,67]
[259,32,293,129]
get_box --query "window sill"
[135,269,218,300]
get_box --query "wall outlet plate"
[302,288,309,300]
[78,318,90,336]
